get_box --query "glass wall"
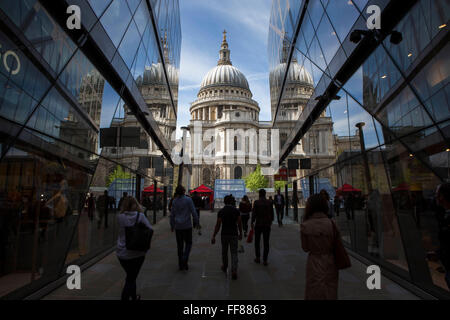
[269,0,450,298]
[0,0,180,299]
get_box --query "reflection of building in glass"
[0,0,180,299]
[104,35,179,188]
[269,0,450,298]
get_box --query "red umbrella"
[392,182,409,192]
[336,183,361,193]
[190,184,213,193]
[143,184,163,193]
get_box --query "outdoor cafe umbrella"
[143,184,163,194]
[336,183,361,193]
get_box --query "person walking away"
[170,185,199,270]
[142,195,151,217]
[118,192,128,212]
[319,189,334,218]
[435,183,450,290]
[251,189,274,265]
[300,194,340,300]
[239,195,252,237]
[211,195,243,279]
[116,196,152,300]
[333,195,340,217]
[191,191,203,235]
[274,189,285,227]
[87,193,95,221]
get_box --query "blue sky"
[176,0,272,137]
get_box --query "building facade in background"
[269,0,450,298]
[0,0,181,299]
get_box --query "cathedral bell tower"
[218,30,232,66]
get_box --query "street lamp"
[356,122,372,194]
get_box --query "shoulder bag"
[125,213,153,251]
[331,220,351,270]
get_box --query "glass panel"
[100,0,133,48]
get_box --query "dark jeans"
[254,226,271,262]
[118,256,145,301]
[175,228,193,268]
[275,205,284,224]
[196,208,201,227]
[221,235,238,273]
[241,214,250,233]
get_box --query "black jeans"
[275,205,284,224]
[221,235,238,273]
[254,226,271,262]
[241,215,250,233]
[118,256,145,300]
[175,228,193,268]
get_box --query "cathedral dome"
[200,64,249,91]
[270,60,314,87]
[199,30,250,92]
[138,62,179,87]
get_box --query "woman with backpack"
[116,196,152,300]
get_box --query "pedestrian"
[333,195,340,217]
[435,183,450,290]
[170,185,199,271]
[118,192,128,212]
[239,195,252,237]
[300,194,340,300]
[96,190,110,229]
[87,193,95,221]
[319,189,334,218]
[251,189,274,266]
[191,191,203,235]
[116,196,152,301]
[142,195,151,217]
[211,195,243,280]
[274,189,285,226]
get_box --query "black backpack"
[125,213,153,251]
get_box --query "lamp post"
[356,122,372,194]
[178,126,190,187]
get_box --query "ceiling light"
[381,75,387,79]
[408,53,412,57]
[446,148,450,152]
[439,24,447,29]
[409,154,414,157]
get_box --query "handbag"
[331,220,351,270]
[246,228,254,243]
[125,213,153,251]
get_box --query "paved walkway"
[44,211,419,300]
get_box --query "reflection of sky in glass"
[99,82,121,128]
[100,0,132,47]
[88,0,111,17]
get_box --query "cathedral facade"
[187,32,339,189]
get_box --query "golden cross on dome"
[223,29,227,41]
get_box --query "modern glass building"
[0,0,181,299]
[269,0,450,298]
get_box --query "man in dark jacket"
[251,189,274,265]
[274,189,285,226]
[192,191,203,235]
[436,183,450,290]
[211,195,243,280]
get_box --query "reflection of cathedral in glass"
[105,34,178,187]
